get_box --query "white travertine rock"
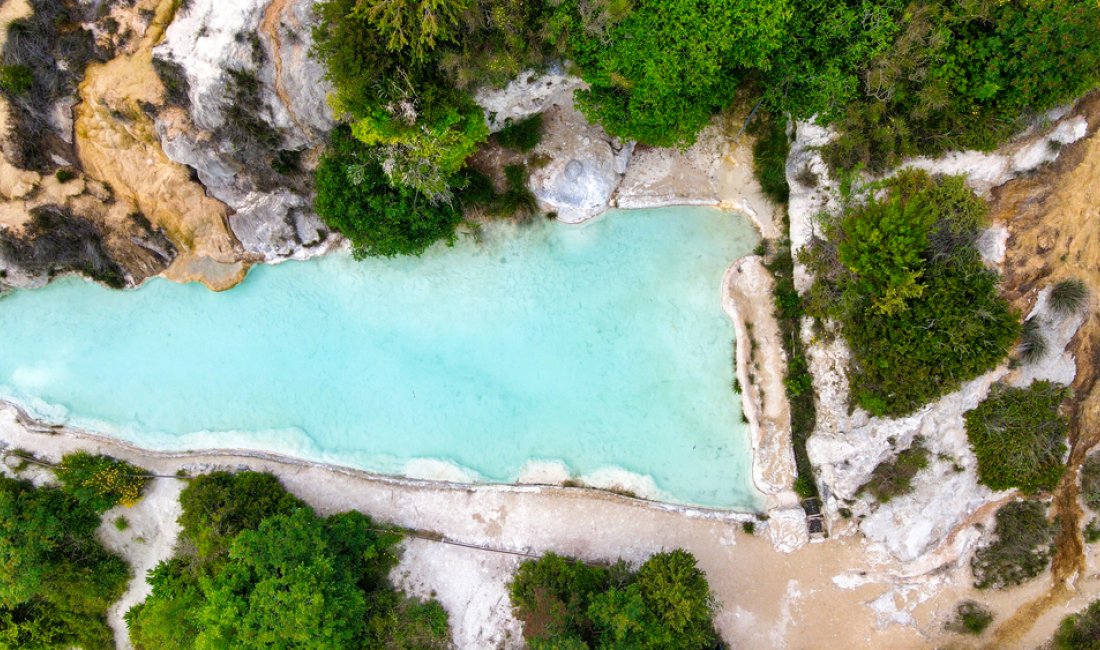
[154,0,336,261]
[474,66,585,132]
[1008,286,1089,388]
[528,105,627,222]
[768,506,810,553]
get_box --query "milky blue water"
[0,207,761,507]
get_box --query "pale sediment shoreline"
[0,401,921,649]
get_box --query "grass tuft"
[1017,316,1048,365]
[1048,278,1089,317]
[946,600,994,635]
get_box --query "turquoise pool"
[0,207,761,508]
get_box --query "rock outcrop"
[527,104,632,223]
[153,0,337,263]
[789,101,1094,563]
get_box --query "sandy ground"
[9,405,1098,649]
[97,478,183,650]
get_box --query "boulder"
[528,105,629,222]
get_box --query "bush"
[803,170,1019,416]
[55,452,150,513]
[549,0,789,147]
[818,1,1100,171]
[965,381,1069,494]
[946,600,993,635]
[151,55,191,108]
[314,126,463,257]
[1054,599,1100,650]
[1049,278,1090,317]
[510,550,718,649]
[859,438,929,503]
[751,113,790,204]
[1082,454,1100,513]
[177,471,305,558]
[496,114,543,152]
[0,476,130,649]
[971,500,1056,590]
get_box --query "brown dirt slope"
[987,92,1100,646]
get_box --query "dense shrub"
[946,600,994,636]
[803,170,1019,416]
[176,470,305,558]
[510,549,718,649]
[965,381,1069,494]
[314,126,463,257]
[127,471,448,650]
[0,475,131,649]
[312,0,495,198]
[1054,599,1100,650]
[971,500,1056,590]
[859,438,929,503]
[1082,454,1100,513]
[56,452,151,513]
[496,114,543,152]
[820,1,1100,171]
[548,0,789,147]
[751,114,790,204]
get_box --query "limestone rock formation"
[153,0,336,262]
[527,105,631,223]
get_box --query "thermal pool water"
[0,207,762,507]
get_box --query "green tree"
[177,471,305,558]
[314,126,463,257]
[804,171,1019,416]
[313,0,489,197]
[354,0,468,62]
[550,0,791,147]
[195,509,368,649]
